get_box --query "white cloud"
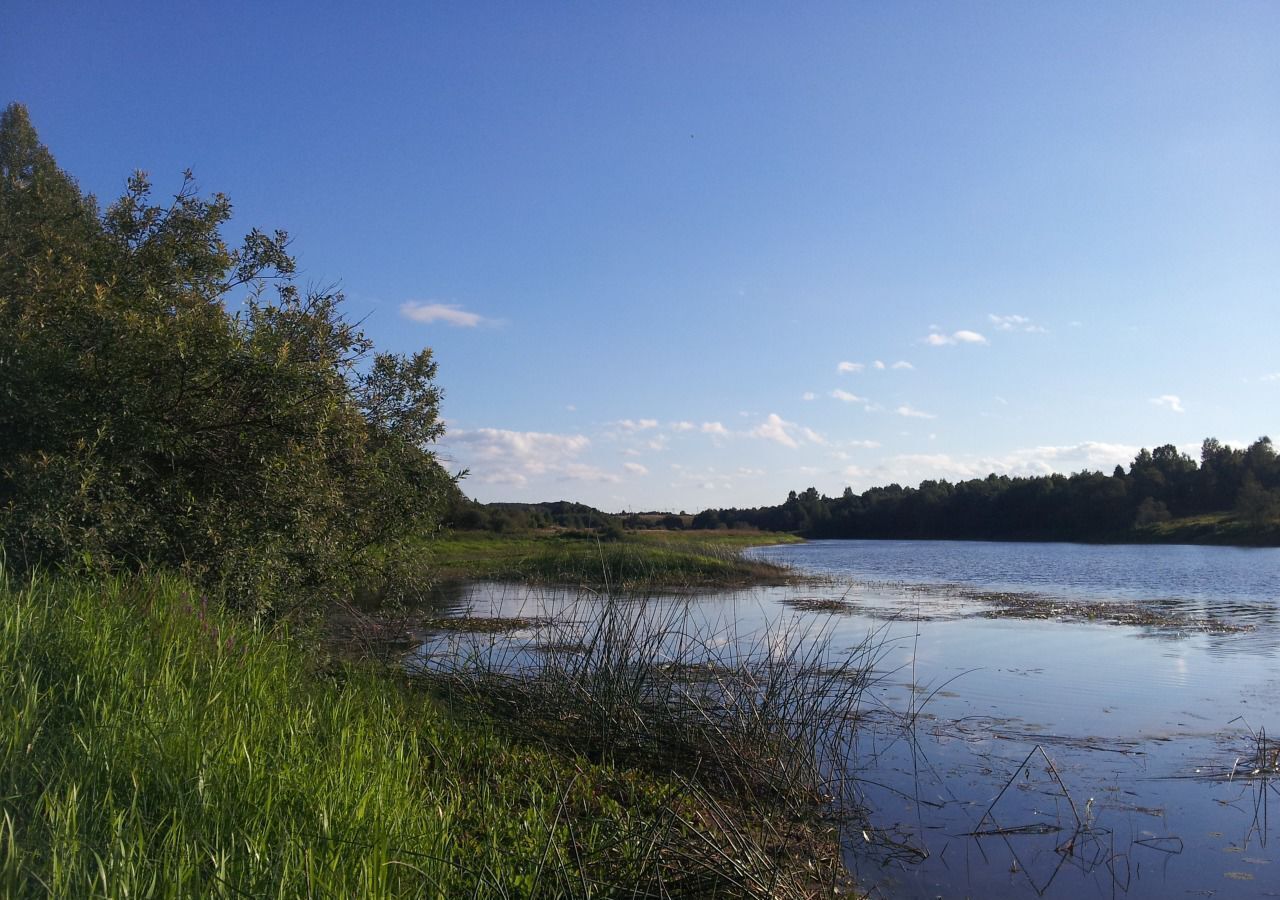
[988,313,1047,333]
[669,420,696,432]
[1261,373,1280,383]
[1150,395,1185,414]
[646,434,669,451]
[616,418,659,432]
[847,439,881,449]
[752,413,799,448]
[925,330,987,346]
[873,360,886,370]
[802,391,816,401]
[560,463,620,484]
[831,389,864,403]
[400,301,487,327]
[747,414,825,449]
[446,428,591,485]
[623,462,649,476]
[845,441,1145,491]
[897,405,937,419]
[891,360,914,370]
[837,361,864,374]
[701,421,729,436]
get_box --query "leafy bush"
[0,103,457,613]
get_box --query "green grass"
[426,530,801,589]
[0,570,829,897]
[1131,512,1280,546]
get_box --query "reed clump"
[421,590,884,893]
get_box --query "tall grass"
[421,590,885,894]
[427,532,793,588]
[0,569,829,897]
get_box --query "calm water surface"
[418,540,1280,899]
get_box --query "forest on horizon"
[450,437,1280,545]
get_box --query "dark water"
[417,540,1280,898]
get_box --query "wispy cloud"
[615,418,659,432]
[560,463,620,484]
[747,414,825,449]
[847,439,881,449]
[623,462,649,476]
[837,361,864,374]
[669,420,696,432]
[445,428,591,485]
[891,360,914,370]
[896,404,937,419]
[801,391,816,401]
[830,389,864,403]
[701,421,729,436]
[872,360,885,370]
[925,330,987,346]
[1261,373,1280,383]
[800,426,827,445]
[1150,395,1185,413]
[400,301,488,327]
[988,313,1047,333]
[844,441,1147,491]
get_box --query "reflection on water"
[414,540,1280,899]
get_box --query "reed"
[420,588,887,893]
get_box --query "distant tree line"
[447,499,621,533]
[447,499,696,535]
[691,438,1280,541]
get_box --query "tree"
[0,103,457,614]
[1235,472,1280,525]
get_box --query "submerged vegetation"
[419,587,879,893]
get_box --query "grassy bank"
[0,571,844,897]
[1129,512,1280,547]
[426,529,802,589]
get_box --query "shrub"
[0,104,457,614]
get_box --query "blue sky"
[6,2,1278,511]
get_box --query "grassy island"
[425,529,803,589]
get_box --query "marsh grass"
[427,531,796,589]
[0,569,840,897]
[420,589,887,893]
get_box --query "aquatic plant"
[419,587,888,893]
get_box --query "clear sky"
[6,2,1278,511]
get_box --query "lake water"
[416,539,1280,898]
